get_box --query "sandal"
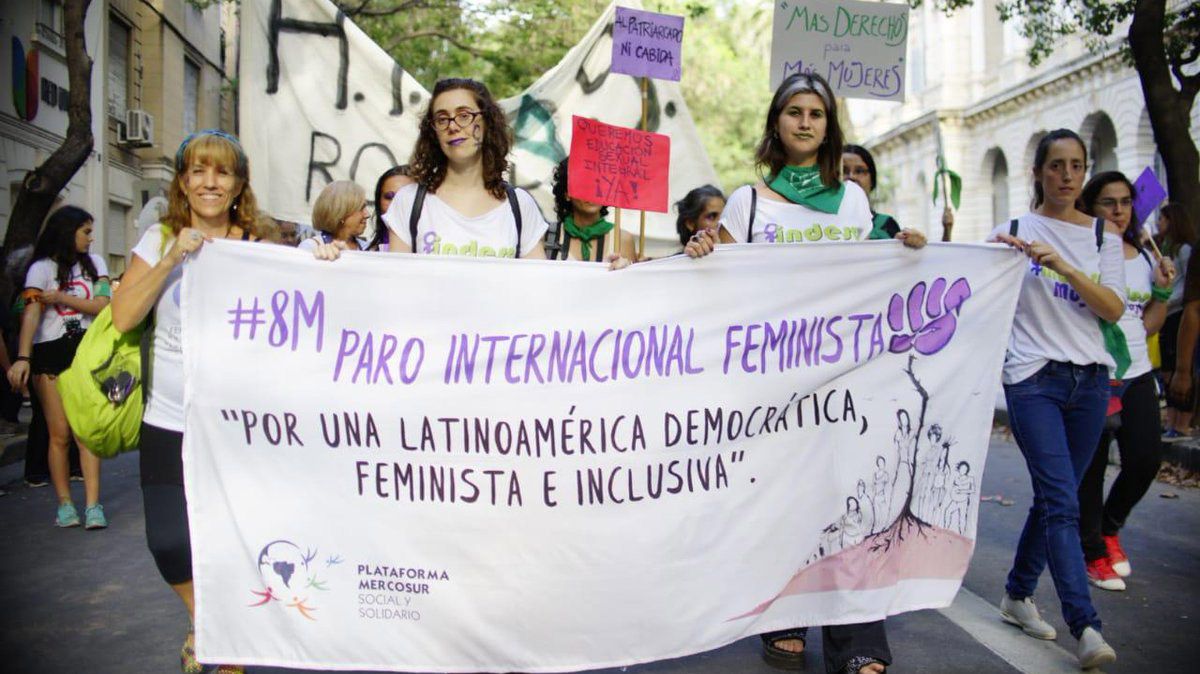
[761,628,809,670]
[841,655,887,674]
[181,628,202,674]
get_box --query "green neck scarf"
[563,215,613,260]
[767,164,845,214]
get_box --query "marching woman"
[1156,202,1197,436]
[111,130,266,674]
[367,165,414,251]
[687,72,925,674]
[1076,171,1174,591]
[674,184,725,248]
[989,129,1123,669]
[6,205,109,528]
[547,156,637,261]
[382,78,550,260]
[841,145,899,240]
[299,180,371,252]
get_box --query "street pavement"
[1,431,1196,673]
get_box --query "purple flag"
[1132,167,1168,224]
[611,7,684,82]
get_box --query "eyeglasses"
[1096,197,1133,209]
[431,110,482,131]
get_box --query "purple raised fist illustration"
[887,277,972,356]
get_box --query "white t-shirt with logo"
[987,213,1126,385]
[382,183,548,258]
[1116,251,1155,379]
[131,225,186,432]
[719,182,874,245]
[24,254,109,343]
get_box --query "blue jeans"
[1003,361,1108,639]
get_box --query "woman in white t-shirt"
[7,205,109,529]
[1075,171,1174,592]
[988,129,1123,669]
[299,180,370,252]
[383,78,549,260]
[687,72,924,674]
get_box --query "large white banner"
[238,0,430,225]
[238,0,720,255]
[183,241,1023,671]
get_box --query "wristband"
[1152,285,1172,302]
[14,356,30,363]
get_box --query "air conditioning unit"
[118,109,153,147]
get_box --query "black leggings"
[1078,372,1163,561]
[139,422,193,585]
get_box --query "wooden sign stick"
[638,76,649,260]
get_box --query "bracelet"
[1152,285,1172,302]
[14,356,30,362]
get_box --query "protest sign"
[611,6,685,81]
[568,116,671,213]
[1132,167,1168,225]
[185,240,1023,671]
[770,0,910,101]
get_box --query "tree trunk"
[1130,0,1200,230]
[1,0,95,265]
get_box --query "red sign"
[568,116,670,213]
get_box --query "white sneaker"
[1000,594,1057,640]
[1077,626,1116,669]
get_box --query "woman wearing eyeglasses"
[368,165,414,251]
[1075,171,1174,592]
[300,180,371,252]
[673,185,725,248]
[381,78,548,260]
[841,145,900,240]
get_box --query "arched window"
[990,150,1009,224]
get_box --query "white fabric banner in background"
[238,0,430,226]
[183,241,1023,671]
[238,0,720,255]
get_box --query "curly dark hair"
[408,78,511,200]
[29,205,101,289]
[674,185,724,246]
[551,157,610,225]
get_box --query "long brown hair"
[1158,202,1195,256]
[163,132,260,236]
[755,73,843,188]
[408,78,511,200]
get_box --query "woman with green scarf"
[685,72,925,674]
[548,157,637,262]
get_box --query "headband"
[174,129,248,173]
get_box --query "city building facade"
[848,1,1200,242]
[0,0,236,275]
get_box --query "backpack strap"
[1138,246,1154,269]
[1008,218,1019,238]
[1094,216,1105,253]
[241,228,251,241]
[409,184,428,253]
[505,183,523,259]
[595,234,606,262]
[748,187,757,243]
[559,228,573,260]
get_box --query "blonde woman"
[300,180,370,252]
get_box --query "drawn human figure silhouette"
[872,455,889,531]
[944,461,975,534]
[916,424,943,517]
[931,440,954,521]
[891,409,915,512]
[819,522,841,557]
[841,496,866,548]
[856,479,874,533]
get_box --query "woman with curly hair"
[382,78,549,259]
[547,156,637,261]
[6,205,109,528]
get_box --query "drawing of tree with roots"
[870,356,936,553]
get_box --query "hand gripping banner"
[182,241,1024,671]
